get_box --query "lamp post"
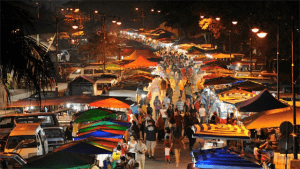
[229,19,238,62]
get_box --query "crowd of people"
[104,50,243,169]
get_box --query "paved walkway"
[144,138,192,169]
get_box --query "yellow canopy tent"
[212,53,234,59]
[192,123,250,140]
[218,89,256,104]
[72,31,84,36]
[241,107,300,129]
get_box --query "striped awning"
[192,124,250,140]
[218,89,255,104]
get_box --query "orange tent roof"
[124,56,158,68]
[89,98,130,108]
[123,49,160,60]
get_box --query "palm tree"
[1,2,55,107]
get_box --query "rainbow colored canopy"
[74,108,117,123]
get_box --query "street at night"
[0,1,300,169]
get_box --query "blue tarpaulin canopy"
[74,130,123,141]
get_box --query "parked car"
[68,66,111,82]
[94,74,118,95]
[43,127,66,152]
[0,113,59,150]
[4,121,48,159]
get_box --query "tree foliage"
[1,2,55,103]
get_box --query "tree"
[1,2,54,106]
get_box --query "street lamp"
[94,10,98,14]
[151,9,154,12]
[216,17,220,21]
[251,27,259,33]
[157,10,161,13]
[200,15,204,19]
[112,17,117,24]
[72,20,79,29]
[117,18,122,25]
[232,20,238,25]
[257,31,268,38]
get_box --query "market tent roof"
[99,63,124,70]
[123,49,160,60]
[241,107,300,129]
[187,49,204,56]
[78,129,126,137]
[74,108,117,123]
[192,123,250,140]
[54,138,115,154]
[79,120,130,131]
[202,74,222,79]
[213,53,234,59]
[72,31,84,36]
[204,76,238,86]
[231,80,267,91]
[74,130,124,141]
[24,151,93,169]
[123,56,158,68]
[235,89,289,112]
[89,98,130,108]
[218,89,256,104]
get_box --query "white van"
[68,66,107,82]
[93,74,118,95]
[4,121,48,159]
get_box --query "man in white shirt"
[199,104,206,124]
[163,94,171,110]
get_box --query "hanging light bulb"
[257,31,267,38]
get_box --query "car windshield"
[0,117,14,128]
[72,69,81,74]
[44,129,62,138]
[6,135,37,149]
[16,116,55,127]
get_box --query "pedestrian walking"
[134,139,147,169]
[146,104,153,116]
[153,96,162,120]
[144,120,158,159]
[128,135,137,159]
[187,113,199,150]
[175,97,184,112]
[170,129,186,167]
[163,94,171,110]
[156,113,165,142]
[199,104,206,124]
[160,77,167,98]
[166,84,173,103]
[174,109,183,136]
[164,135,171,163]
[184,83,193,102]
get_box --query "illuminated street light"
[117,18,122,25]
[61,8,64,11]
[157,10,161,13]
[135,7,139,11]
[200,15,204,19]
[112,17,117,23]
[151,9,154,12]
[216,17,220,21]
[94,10,98,14]
[257,31,267,38]
[70,8,73,11]
[251,27,259,33]
[72,20,79,29]
[232,21,238,25]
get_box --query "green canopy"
[186,46,201,51]
[74,109,117,123]
[23,151,93,169]
[79,125,128,133]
